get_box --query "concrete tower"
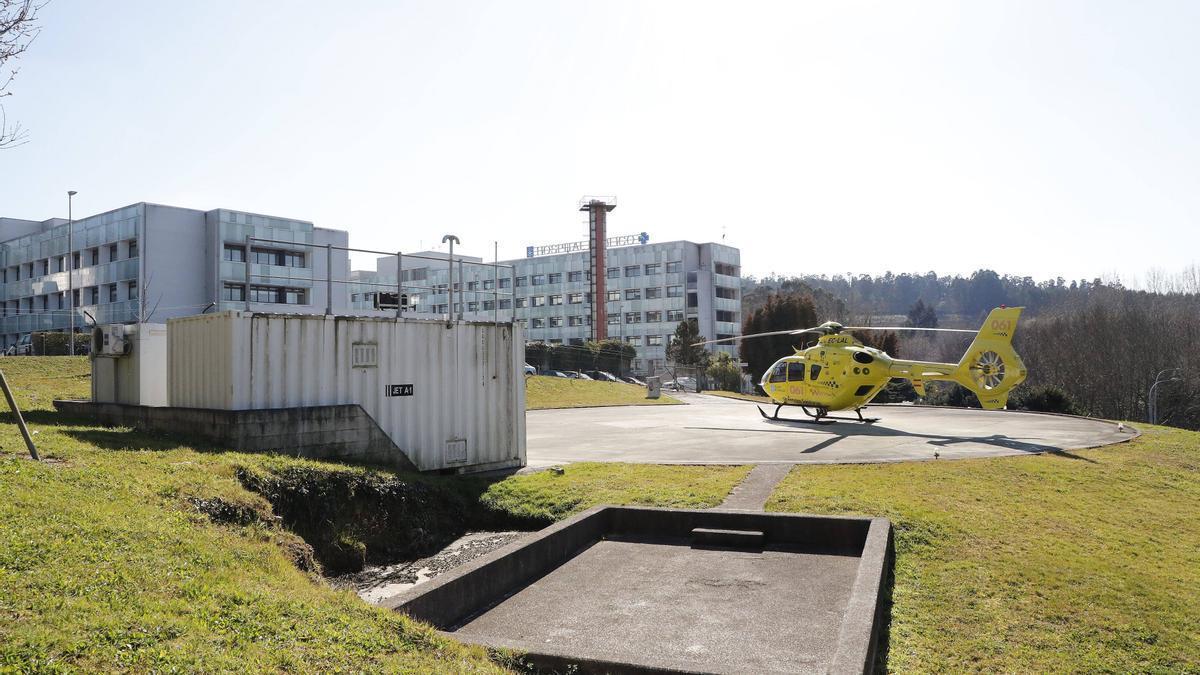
[580,196,617,341]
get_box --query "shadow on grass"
[874,556,895,674]
[236,463,551,575]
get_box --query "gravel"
[331,531,529,604]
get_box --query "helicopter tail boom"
[886,307,1027,409]
[950,307,1028,409]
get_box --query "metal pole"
[493,242,499,378]
[325,244,333,316]
[0,367,38,461]
[244,235,251,312]
[442,235,459,326]
[1148,368,1180,424]
[458,259,464,321]
[67,191,76,355]
[396,252,403,319]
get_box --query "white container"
[168,311,525,472]
[91,323,169,406]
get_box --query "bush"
[1009,384,1080,415]
[920,381,981,408]
[525,339,635,375]
[31,331,90,355]
[706,352,743,392]
[873,378,917,403]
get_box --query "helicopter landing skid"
[757,404,878,424]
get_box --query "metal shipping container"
[168,311,525,472]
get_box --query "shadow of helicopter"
[686,415,1097,462]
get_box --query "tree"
[666,319,709,368]
[905,299,938,328]
[590,339,635,375]
[963,269,1007,318]
[739,294,818,381]
[706,352,742,392]
[1,0,42,148]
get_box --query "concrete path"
[526,392,1133,468]
[718,463,794,511]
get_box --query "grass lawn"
[526,374,680,409]
[0,357,746,672]
[482,462,751,520]
[766,426,1200,672]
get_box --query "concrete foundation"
[53,400,418,472]
[388,506,893,674]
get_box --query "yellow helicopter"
[696,306,1027,423]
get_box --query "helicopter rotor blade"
[690,327,827,347]
[843,326,976,334]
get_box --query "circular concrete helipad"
[525,393,1134,467]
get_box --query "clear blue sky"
[2,1,1197,282]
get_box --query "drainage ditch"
[230,464,550,588]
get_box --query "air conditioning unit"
[92,324,131,357]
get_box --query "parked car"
[524,363,537,376]
[586,370,622,383]
[564,371,593,380]
[622,376,646,386]
[548,370,570,378]
[6,334,32,356]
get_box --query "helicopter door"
[786,361,806,399]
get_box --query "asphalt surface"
[526,393,1133,467]
[454,537,859,674]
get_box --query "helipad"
[526,393,1134,467]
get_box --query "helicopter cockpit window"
[787,362,806,381]
[769,363,787,383]
[810,364,822,381]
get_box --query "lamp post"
[1148,367,1182,425]
[67,190,77,356]
[441,234,460,326]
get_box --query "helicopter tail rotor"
[952,307,1028,409]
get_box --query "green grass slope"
[0,358,747,672]
[525,374,680,409]
[766,426,1200,672]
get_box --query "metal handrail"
[240,235,517,324]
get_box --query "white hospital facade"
[1,201,739,373]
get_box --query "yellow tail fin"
[952,307,1028,409]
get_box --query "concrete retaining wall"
[53,400,416,472]
[389,506,894,674]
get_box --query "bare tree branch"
[0,0,43,149]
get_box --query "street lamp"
[441,234,460,326]
[1149,368,1182,425]
[67,190,77,356]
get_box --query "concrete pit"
[388,506,892,674]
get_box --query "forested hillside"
[742,267,1200,323]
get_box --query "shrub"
[706,352,743,392]
[31,331,89,355]
[1009,384,1080,415]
